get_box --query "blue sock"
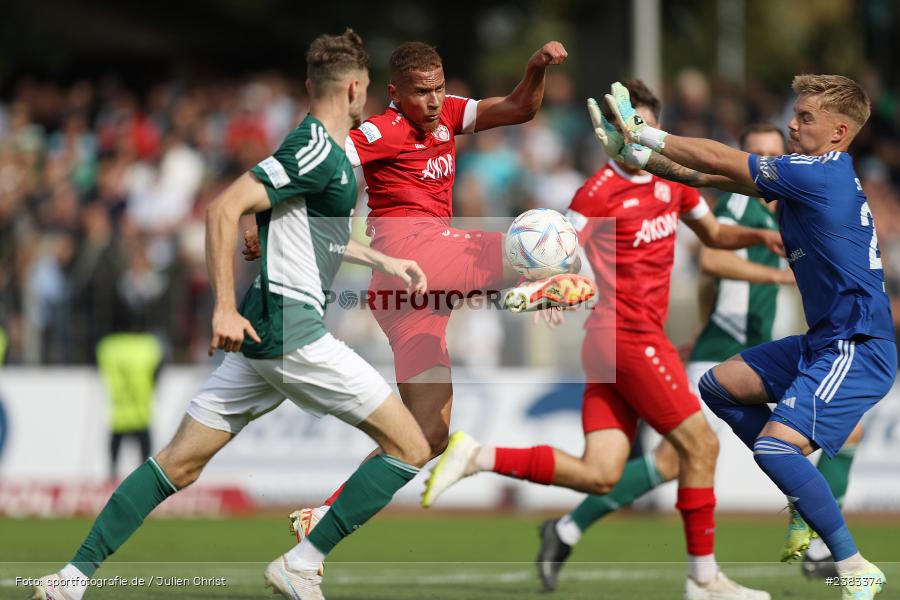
[698,369,770,449]
[753,436,857,561]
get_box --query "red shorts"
[369,220,506,382]
[581,329,700,440]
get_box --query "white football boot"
[264,555,326,600]
[421,431,481,508]
[684,571,771,600]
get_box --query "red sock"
[492,446,556,485]
[322,483,345,506]
[676,487,716,556]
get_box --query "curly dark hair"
[306,28,369,94]
[388,42,443,83]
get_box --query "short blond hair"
[792,74,871,129]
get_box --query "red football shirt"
[566,161,708,333]
[345,95,479,221]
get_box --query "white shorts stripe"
[814,340,846,398]
[822,340,855,403]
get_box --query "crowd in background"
[2,67,900,366]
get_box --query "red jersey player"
[281,39,592,548]
[423,80,779,600]
[350,40,585,392]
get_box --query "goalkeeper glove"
[587,97,652,169]
[604,81,669,152]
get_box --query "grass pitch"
[2,513,898,599]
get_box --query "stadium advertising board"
[0,367,898,515]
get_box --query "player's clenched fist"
[532,41,568,67]
[209,308,261,356]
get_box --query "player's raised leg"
[421,394,633,509]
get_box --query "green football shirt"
[240,115,356,358]
[690,194,781,362]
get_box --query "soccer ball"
[504,208,579,280]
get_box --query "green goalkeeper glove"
[586,97,652,169]
[604,81,669,152]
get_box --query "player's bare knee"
[581,460,621,495]
[679,429,718,465]
[653,445,680,482]
[424,427,450,457]
[399,437,433,468]
[697,426,719,458]
[713,358,768,404]
[669,412,717,458]
[586,479,615,495]
[584,470,618,495]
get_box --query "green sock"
[817,446,856,507]
[308,454,418,554]
[71,458,177,576]
[570,453,664,531]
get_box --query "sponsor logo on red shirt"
[633,212,679,247]
[421,153,454,180]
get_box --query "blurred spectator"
[667,68,715,138]
[457,128,523,215]
[532,152,585,213]
[1,65,899,366]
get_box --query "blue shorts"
[740,335,896,457]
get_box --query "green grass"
[2,513,898,599]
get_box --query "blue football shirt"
[748,151,894,349]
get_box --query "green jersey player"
[33,29,432,600]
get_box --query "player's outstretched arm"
[205,172,267,355]
[642,153,760,196]
[685,210,785,255]
[473,41,567,132]
[344,239,428,295]
[700,247,795,285]
[585,94,757,194]
[604,82,761,196]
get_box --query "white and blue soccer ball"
[504,208,579,280]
